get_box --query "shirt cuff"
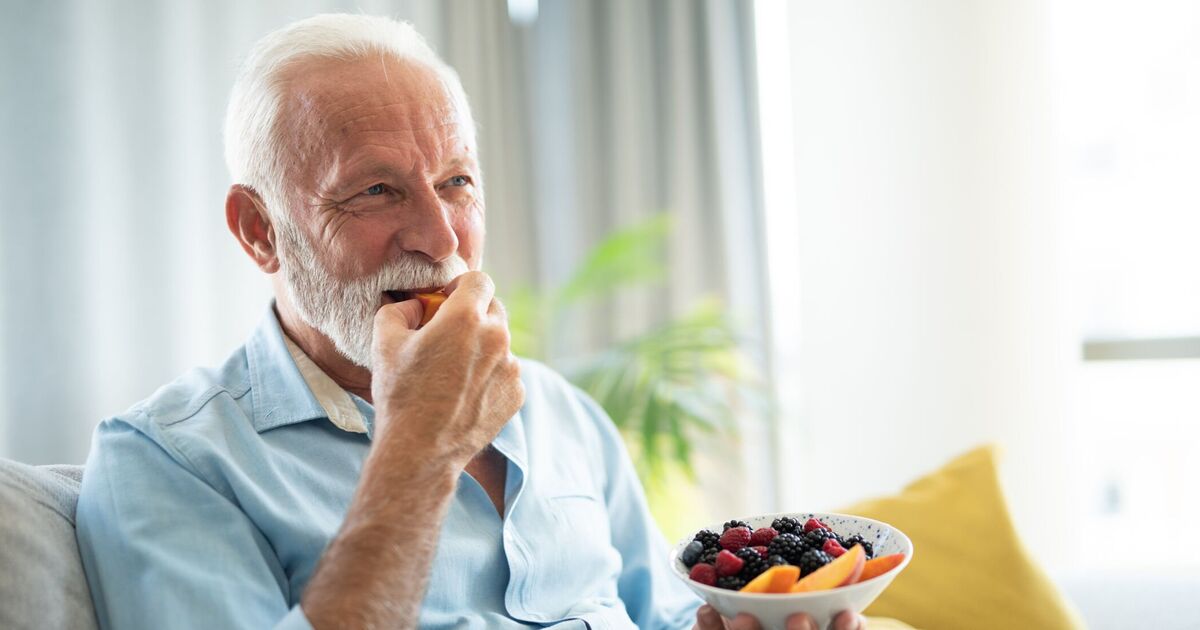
[274,605,315,630]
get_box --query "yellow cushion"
[864,617,918,629]
[840,445,1085,630]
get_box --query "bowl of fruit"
[670,513,913,630]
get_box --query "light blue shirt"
[76,305,701,629]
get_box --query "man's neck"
[273,301,375,403]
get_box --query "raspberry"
[718,526,752,551]
[715,549,745,577]
[736,547,768,580]
[693,529,721,550]
[681,540,705,567]
[805,528,838,549]
[771,516,803,536]
[749,527,778,546]
[689,563,717,586]
[803,518,831,533]
[822,538,847,558]
[799,549,833,576]
[843,535,875,559]
[751,545,769,558]
[767,532,807,565]
[715,575,748,590]
[723,519,752,531]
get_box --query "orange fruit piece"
[855,553,906,583]
[414,292,447,327]
[739,565,801,593]
[789,544,866,593]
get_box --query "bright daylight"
[1,1,1196,629]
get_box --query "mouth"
[382,287,445,305]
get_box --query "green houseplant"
[503,215,762,534]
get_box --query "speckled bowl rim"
[668,511,915,599]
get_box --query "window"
[1054,0,1200,568]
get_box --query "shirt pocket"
[548,492,612,544]
[535,492,622,612]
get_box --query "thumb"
[375,299,424,332]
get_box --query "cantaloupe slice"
[854,553,905,583]
[789,544,865,593]
[739,565,801,593]
[414,292,447,327]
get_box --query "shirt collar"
[244,302,339,433]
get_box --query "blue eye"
[365,184,387,196]
[447,175,471,187]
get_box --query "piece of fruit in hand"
[414,292,447,327]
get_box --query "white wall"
[765,0,1077,567]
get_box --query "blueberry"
[681,540,705,567]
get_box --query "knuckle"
[480,326,508,354]
[458,308,484,327]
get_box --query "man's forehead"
[281,54,470,138]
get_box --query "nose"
[399,189,459,263]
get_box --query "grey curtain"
[0,0,767,467]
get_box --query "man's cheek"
[455,212,485,269]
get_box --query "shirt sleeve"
[575,390,704,630]
[75,416,312,630]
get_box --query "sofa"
[1,456,1194,630]
[0,459,98,630]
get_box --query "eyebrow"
[443,156,478,172]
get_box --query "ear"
[226,185,280,273]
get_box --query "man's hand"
[694,604,866,630]
[370,270,525,468]
[302,271,523,630]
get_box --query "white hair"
[223,13,476,214]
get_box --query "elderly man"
[75,14,865,630]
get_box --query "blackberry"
[699,548,720,565]
[804,528,838,549]
[767,533,807,565]
[715,575,748,591]
[771,516,803,536]
[766,554,788,567]
[735,547,768,580]
[843,535,874,559]
[681,540,705,567]
[722,519,752,532]
[798,549,833,576]
[693,529,721,551]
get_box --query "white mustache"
[366,252,469,295]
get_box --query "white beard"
[274,215,468,369]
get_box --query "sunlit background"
[3,1,1198,626]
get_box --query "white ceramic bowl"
[669,512,914,630]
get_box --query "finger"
[728,613,762,630]
[487,295,507,321]
[442,271,495,315]
[785,613,817,630]
[375,298,424,331]
[695,604,727,630]
[832,611,866,630]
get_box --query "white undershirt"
[282,334,367,434]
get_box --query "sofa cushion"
[840,446,1085,630]
[0,459,98,630]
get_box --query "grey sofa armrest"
[0,459,98,630]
